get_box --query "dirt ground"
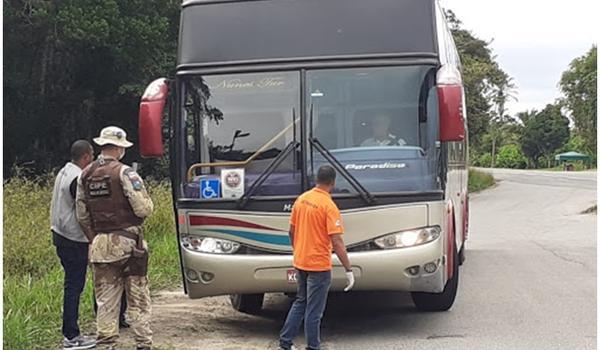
[119,290,292,350]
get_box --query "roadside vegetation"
[540,162,590,172]
[468,169,495,193]
[3,177,178,350]
[469,47,596,170]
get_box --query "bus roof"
[178,0,438,69]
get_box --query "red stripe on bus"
[188,215,280,231]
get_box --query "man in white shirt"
[50,140,97,350]
[360,114,407,147]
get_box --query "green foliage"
[521,104,570,167]
[562,135,588,154]
[446,10,515,152]
[496,144,527,169]
[4,178,179,349]
[4,0,180,176]
[559,46,597,157]
[4,269,96,350]
[474,153,493,167]
[3,177,57,277]
[468,169,495,192]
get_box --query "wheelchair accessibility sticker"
[200,179,221,199]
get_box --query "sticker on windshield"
[200,179,221,199]
[221,168,245,199]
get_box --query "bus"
[138,0,469,314]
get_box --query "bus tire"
[411,246,459,311]
[230,293,264,314]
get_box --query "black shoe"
[119,319,130,329]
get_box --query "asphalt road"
[146,169,597,350]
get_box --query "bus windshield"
[182,66,440,200]
[306,66,440,194]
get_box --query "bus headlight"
[374,226,440,249]
[182,236,241,254]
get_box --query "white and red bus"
[138,0,468,313]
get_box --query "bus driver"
[360,114,407,147]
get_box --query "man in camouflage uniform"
[76,126,153,350]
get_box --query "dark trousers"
[54,232,89,340]
[280,269,332,350]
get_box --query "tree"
[559,46,597,157]
[3,0,181,176]
[445,10,515,155]
[516,110,537,126]
[521,104,570,167]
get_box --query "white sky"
[440,0,598,116]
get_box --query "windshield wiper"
[307,103,375,205]
[237,140,300,209]
[309,137,376,206]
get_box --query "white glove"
[344,270,355,292]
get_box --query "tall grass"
[468,168,495,192]
[3,176,179,350]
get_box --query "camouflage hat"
[93,126,133,148]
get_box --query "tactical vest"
[82,159,143,232]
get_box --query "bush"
[496,145,527,169]
[475,153,493,167]
[4,177,178,350]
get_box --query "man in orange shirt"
[279,165,354,350]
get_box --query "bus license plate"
[287,269,297,283]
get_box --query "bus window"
[313,112,339,149]
[306,66,439,194]
[183,72,302,198]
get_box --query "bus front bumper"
[181,236,445,298]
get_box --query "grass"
[468,168,495,193]
[3,176,179,350]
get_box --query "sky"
[440,0,598,116]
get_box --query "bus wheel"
[411,247,459,311]
[230,293,264,314]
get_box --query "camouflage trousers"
[93,259,152,348]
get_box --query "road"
[128,169,597,350]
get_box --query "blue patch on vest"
[132,180,142,190]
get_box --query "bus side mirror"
[139,78,169,158]
[437,66,465,142]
